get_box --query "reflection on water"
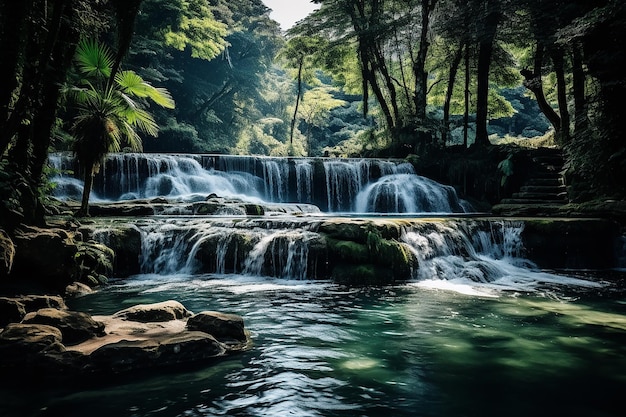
[2,274,625,417]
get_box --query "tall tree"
[474,0,501,147]
[0,0,102,227]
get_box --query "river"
[2,271,624,417]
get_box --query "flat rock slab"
[0,300,251,381]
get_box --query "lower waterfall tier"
[85,216,613,293]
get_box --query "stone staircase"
[495,148,568,215]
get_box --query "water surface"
[3,273,623,417]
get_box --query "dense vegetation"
[0,0,624,228]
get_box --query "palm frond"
[115,70,176,109]
[75,38,114,79]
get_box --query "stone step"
[527,178,563,187]
[500,198,568,205]
[533,156,565,166]
[520,185,567,194]
[511,192,568,201]
[527,172,563,181]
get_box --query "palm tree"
[69,39,174,216]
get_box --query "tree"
[0,0,101,227]
[474,0,501,147]
[69,40,174,216]
[278,36,326,144]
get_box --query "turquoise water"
[2,273,624,417]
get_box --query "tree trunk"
[551,47,570,143]
[78,161,95,217]
[413,0,437,122]
[0,0,34,157]
[463,43,470,148]
[474,0,500,147]
[32,1,79,182]
[521,43,561,133]
[571,44,588,134]
[108,0,143,88]
[443,42,464,144]
[290,58,304,144]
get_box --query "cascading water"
[89,218,601,294]
[400,220,600,295]
[129,219,323,280]
[49,153,470,213]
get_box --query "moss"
[326,238,369,263]
[243,204,265,216]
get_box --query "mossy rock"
[331,264,395,285]
[243,204,265,216]
[192,202,222,215]
[318,219,406,243]
[326,238,370,263]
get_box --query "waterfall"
[400,220,600,293]
[49,152,470,214]
[131,219,322,279]
[355,174,465,213]
[295,160,313,203]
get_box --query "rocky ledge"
[0,298,250,382]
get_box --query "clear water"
[2,273,624,417]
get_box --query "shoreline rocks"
[0,299,251,382]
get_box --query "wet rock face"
[10,226,113,291]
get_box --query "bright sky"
[262,0,321,30]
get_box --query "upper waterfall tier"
[49,153,470,214]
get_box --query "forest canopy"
[0,0,624,227]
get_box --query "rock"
[18,295,67,312]
[0,297,26,327]
[0,229,15,279]
[22,308,105,345]
[112,300,192,322]
[88,331,226,374]
[0,295,67,327]
[187,311,247,343]
[11,226,113,291]
[0,323,64,354]
[65,282,95,297]
[86,226,142,277]
[0,300,251,381]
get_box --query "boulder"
[65,282,95,298]
[22,308,105,345]
[0,300,251,380]
[85,226,142,277]
[88,331,226,374]
[18,295,67,312]
[0,295,67,327]
[112,300,192,322]
[0,323,64,354]
[0,229,15,279]
[187,311,247,343]
[11,226,113,291]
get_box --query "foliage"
[68,39,175,215]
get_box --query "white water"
[49,153,470,214]
[91,218,601,296]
